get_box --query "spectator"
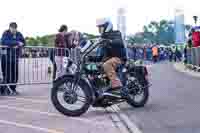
[67,30,80,49]
[127,46,134,59]
[186,38,192,64]
[1,22,25,95]
[184,45,187,64]
[146,47,152,61]
[67,30,82,62]
[175,47,182,62]
[54,25,69,78]
[139,48,143,59]
[160,48,165,61]
[143,46,147,60]
[152,45,158,63]
[172,46,176,62]
[49,48,57,80]
[168,48,173,62]
[132,46,137,61]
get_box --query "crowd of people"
[127,44,184,63]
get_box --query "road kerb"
[105,105,142,133]
[173,63,200,78]
[111,105,142,133]
[105,107,130,133]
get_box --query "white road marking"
[19,96,49,99]
[1,97,95,112]
[112,105,143,133]
[0,105,110,127]
[2,96,96,111]
[0,105,61,117]
[0,119,64,133]
[2,97,48,104]
[106,107,129,133]
[0,97,119,129]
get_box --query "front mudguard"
[53,74,96,103]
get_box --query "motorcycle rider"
[93,18,127,95]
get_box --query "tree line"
[25,19,192,47]
[127,19,192,45]
[25,33,96,47]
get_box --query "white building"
[117,8,126,41]
[174,9,185,44]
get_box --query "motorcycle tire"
[51,76,91,117]
[126,81,149,108]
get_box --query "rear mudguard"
[53,74,96,103]
[128,67,149,87]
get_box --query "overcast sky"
[0,0,200,37]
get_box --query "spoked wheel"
[126,79,149,108]
[51,76,91,117]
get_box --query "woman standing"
[54,25,69,78]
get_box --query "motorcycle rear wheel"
[126,80,149,108]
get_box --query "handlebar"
[78,37,113,66]
[81,37,111,53]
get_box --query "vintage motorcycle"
[51,38,150,117]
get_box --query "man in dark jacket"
[95,18,127,94]
[1,22,25,95]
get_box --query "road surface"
[0,84,123,133]
[120,61,200,133]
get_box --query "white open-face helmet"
[96,18,113,33]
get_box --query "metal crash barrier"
[0,46,81,86]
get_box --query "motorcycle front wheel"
[51,76,91,117]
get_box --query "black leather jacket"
[90,30,127,62]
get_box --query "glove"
[88,56,102,62]
[102,39,112,44]
[88,56,95,62]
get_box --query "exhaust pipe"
[102,92,121,99]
